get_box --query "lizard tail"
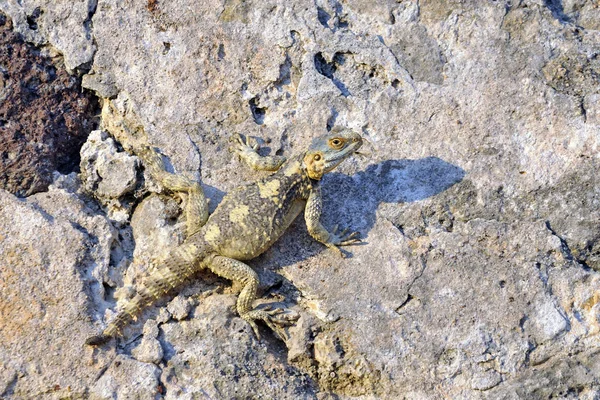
[86,240,208,346]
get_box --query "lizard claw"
[331,225,361,246]
[242,307,300,341]
[230,134,262,157]
[326,226,361,257]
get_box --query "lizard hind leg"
[207,255,298,341]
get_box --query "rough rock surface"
[1,0,600,399]
[0,11,98,197]
[79,130,141,223]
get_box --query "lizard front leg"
[231,134,286,171]
[305,181,360,258]
[207,255,297,340]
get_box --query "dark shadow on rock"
[202,183,227,213]
[322,157,466,233]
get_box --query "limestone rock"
[159,295,316,399]
[0,188,114,398]
[80,130,140,223]
[0,0,96,72]
[166,295,193,321]
[89,355,161,400]
[1,0,599,398]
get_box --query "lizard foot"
[242,306,299,341]
[327,225,361,258]
[230,133,259,153]
[229,133,286,171]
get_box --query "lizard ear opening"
[304,152,325,180]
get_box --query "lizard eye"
[329,138,344,149]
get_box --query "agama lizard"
[86,103,363,345]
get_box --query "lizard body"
[87,104,362,345]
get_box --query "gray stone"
[166,295,192,321]
[80,130,140,223]
[89,355,161,400]
[159,295,316,399]
[132,337,164,365]
[0,188,114,398]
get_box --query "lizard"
[86,101,363,345]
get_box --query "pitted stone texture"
[0,12,98,197]
[89,355,161,400]
[1,0,599,398]
[85,0,598,397]
[159,295,317,400]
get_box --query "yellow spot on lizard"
[258,179,280,201]
[229,204,250,224]
[204,224,221,242]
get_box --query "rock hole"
[314,52,336,79]
[103,282,116,302]
[317,7,331,28]
[391,79,400,89]
[543,0,570,23]
[499,280,506,288]
[274,54,291,88]
[162,42,171,55]
[26,7,42,31]
[314,52,350,97]
[217,43,225,60]
[249,97,266,125]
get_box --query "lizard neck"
[277,154,314,198]
[280,154,308,178]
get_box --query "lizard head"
[303,128,363,180]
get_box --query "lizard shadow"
[255,156,465,269]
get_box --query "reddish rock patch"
[0,12,98,197]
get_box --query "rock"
[80,130,140,223]
[1,0,599,398]
[131,319,164,365]
[89,355,161,400]
[166,295,192,321]
[159,295,317,399]
[0,12,98,197]
[132,337,164,366]
[0,188,114,398]
[0,1,96,72]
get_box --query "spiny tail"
[86,241,206,345]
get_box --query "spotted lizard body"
[86,102,363,345]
